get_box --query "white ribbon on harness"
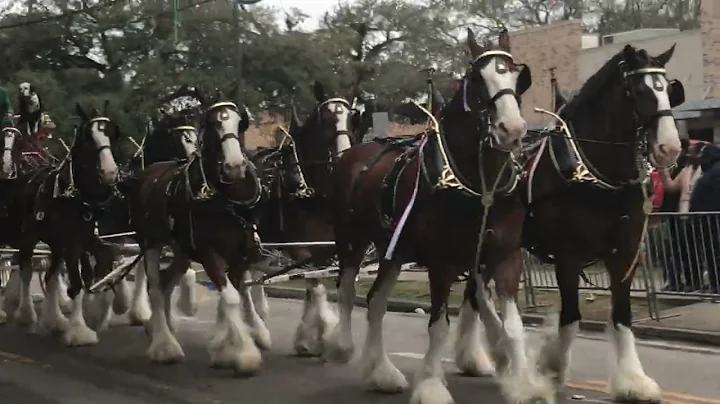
[384,136,429,260]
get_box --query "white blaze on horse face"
[179,129,199,158]
[216,106,247,180]
[91,120,118,184]
[644,74,681,167]
[18,82,31,97]
[2,130,15,177]
[326,100,352,154]
[479,57,526,149]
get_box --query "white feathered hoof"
[366,359,409,394]
[454,344,495,377]
[176,270,198,317]
[293,322,314,357]
[0,309,7,324]
[409,378,454,404]
[14,304,37,332]
[537,339,570,388]
[321,326,355,363]
[129,299,152,326]
[610,371,662,403]
[62,322,99,347]
[147,334,185,364]
[112,280,131,315]
[251,321,272,351]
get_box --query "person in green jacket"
[0,86,14,128]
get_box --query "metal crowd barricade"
[644,212,720,297]
[521,212,720,321]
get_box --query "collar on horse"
[535,66,671,192]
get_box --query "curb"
[263,286,720,347]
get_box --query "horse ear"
[655,43,676,66]
[313,81,326,102]
[498,28,511,52]
[75,103,87,120]
[238,106,250,134]
[622,44,636,61]
[668,79,685,108]
[466,28,484,60]
[228,82,239,103]
[516,65,532,96]
[103,99,110,116]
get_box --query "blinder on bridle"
[203,101,248,146]
[620,65,686,126]
[81,116,114,160]
[169,125,199,153]
[316,97,352,139]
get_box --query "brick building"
[514,0,720,140]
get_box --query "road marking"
[584,380,720,404]
[390,352,718,404]
[0,350,36,364]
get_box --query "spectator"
[657,139,707,291]
[689,143,720,294]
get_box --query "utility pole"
[233,0,263,97]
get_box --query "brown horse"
[322,29,549,404]
[8,101,121,347]
[519,45,683,402]
[246,81,354,356]
[129,85,264,373]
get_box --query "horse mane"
[561,51,627,117]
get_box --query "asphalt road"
[1,284,720,404]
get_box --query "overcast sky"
[258,0,344,30]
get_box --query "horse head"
[196,83,251,182]
[17,82,43,136]
[458,28,532,151]
[619,44,683,168]
[74,100,121,185]
[150,109,201,163]
[292,81,355,197]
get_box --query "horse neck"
[71,149,113,201]
[565,85,640,182]
[440,97,507,187]
[295,124,332,195]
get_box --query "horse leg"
[410,265,455,404]
[237,270,271,350]
[537,259,581,389]
[606,257,661,402]
[171,246,197,317]
[453,274,495,377]
[492,250,554,403]
[112,279,132,316]
[321,240,366,363]
[55,266,73,314]
[250,269,269,322]
[3,268,21,319]
[62,248,99,346]
[360,259,407,393]
[144,247,185,363]
[176,267,198,317]
[204,249,262,374]
[80,253,113,333]
[14,246,38,331]
[160,259,190,335]
[38,251,70,334]
[293,277,337,357]
[129,259,151,325]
